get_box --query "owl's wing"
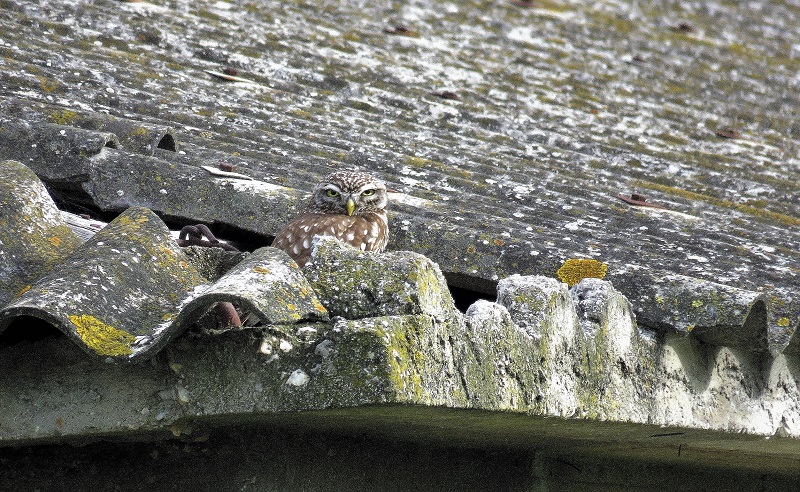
[271,212,388,266]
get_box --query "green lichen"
[405,156,431,168]
[37,76,59,94]
[634,180,800,227]
[49,109,78,125]
[383,324,425,402]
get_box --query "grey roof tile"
[188,245,329,326]
[0,0,798,355]
[0,205,207,360]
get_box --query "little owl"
[272,171,389,266]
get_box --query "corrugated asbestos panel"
[0,161,328,361]
[0,0,797,353]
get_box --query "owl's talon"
[177,224,239,251]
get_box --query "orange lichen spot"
[56,418,63,427]
[159,245,176,256]
[493,239,505,246]
[253,267,271,274]
[286,303,297,311]
[16,285,31,297]
[313,299,328,314]
[777,317,791,328]
[556,258,608,287]
[49,235,62,247]
[68,314,136,357]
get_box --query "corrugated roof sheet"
[0,160,329,360]
[0,0,797,355]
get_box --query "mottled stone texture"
[0,160,84,305]
[305,236,455,319]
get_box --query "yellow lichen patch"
[129,126,149,137]
[313,298,328,314]
[253,267,271,274]
[49,109,77,125]
[691,300,704,308]
[158,245,177,257]
[68,314,136,357]
[38,76,59,93]
[162,312,177,321]
[493,238,505,246]
[16,285,31,297]
[777,317,791,328]
[556,258,608,287]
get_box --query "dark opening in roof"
[450,285,496,313]
[157,133,177,152]
[0,316,63,347]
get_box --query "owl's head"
[308,171,388,216]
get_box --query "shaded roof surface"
[0,0,798,351]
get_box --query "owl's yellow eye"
[361,189,375,196]
[326,189,340,197]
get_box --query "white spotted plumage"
[271,171,389,266]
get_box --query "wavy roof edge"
[0,158,797,361]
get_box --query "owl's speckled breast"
[272,211,388,267]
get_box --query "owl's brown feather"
[271,172,389,266]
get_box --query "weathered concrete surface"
[0,206,207,360]
[0,119,118,183]
[0,160,84,306]
[3,256,799,444]
[181,245,330,326]
[305,235,456,319]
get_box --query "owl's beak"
[346,196,355,216]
